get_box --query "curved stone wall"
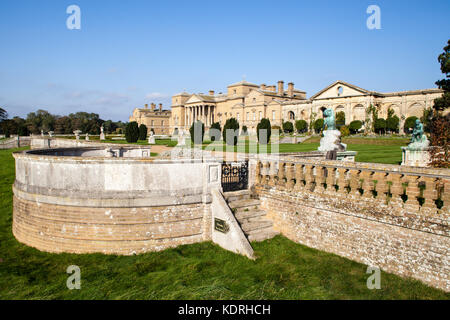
[12,148,221,255]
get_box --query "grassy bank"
[0,148,447,299]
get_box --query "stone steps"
[224,192,279,243]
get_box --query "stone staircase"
[223,190,279,242]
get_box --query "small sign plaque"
[214,218,230,234]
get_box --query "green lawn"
[0,148,447,299]
[200,138,406,164]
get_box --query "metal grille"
[221,161,249,192]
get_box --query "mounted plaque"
[214,218,230,234]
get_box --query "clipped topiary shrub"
[404,116,418,134]
[340,125,350,137]
[349,120,363,134]
[295,120,308,133]
[241,125,248,136]
[209,122,221,142]
[223,118,240,146]
[282,121,294,134]
[257,118,271,144]
[313,118,324,133]
[138,124,148,140]
[125,121,139,143]
[190,121,205,144]
[374,118,386,134]
[387,115,399,133]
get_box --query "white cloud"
[145,92,169,99]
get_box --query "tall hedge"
[257,118,271,144]
[374,118,386,134]
[189,120,205,144]
[125,121,139,143]
[138,124,148,140]
[209,122,221,142]
[349,120,363,134]
[223,118,240,146]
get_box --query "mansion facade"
[131,80,445,135]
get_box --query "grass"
[200,137,407,164]
[0,148,448,299]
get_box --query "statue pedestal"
[318,130,346,152]
[177,135,186,146]
[100,133,106,141]
[148,136,156,144]
[401,147,431,167]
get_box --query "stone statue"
[322,108,336,131]
[100,125,106,141]
[148,130,155,144]
[318,108,346,152]
[407,119,429,151]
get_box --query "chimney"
[209,90,215,96]
[145,104,148,109]
[288,82,294,97]
[260,84,266,91]
[151,103,155,111]
[277,80,284,96]
[268,85,276,92]
[159,103,163,111]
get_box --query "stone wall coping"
[13,148,221,165]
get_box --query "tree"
[429,39,450,167]
[295,120,308,133]
[209,122,221,141]
[138,124,148,140]
[256,118,271,144]
[26,110,56,134]
[404,116,418,134]
[282,121,294,134]
[241,125,248,136]
[374,118,386,134]
[313,118,324,133]
[421,107,433,133]
[336,111,345,128]
[386,115,399,133]
[349,120,363,134]
[125,121,139,143]
[222,118,239,146]
[433,39,450,112]
[190,121,205,144]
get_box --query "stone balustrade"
[254,158,450,216]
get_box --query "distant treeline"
[0,108,127,136]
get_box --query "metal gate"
[221,161,249,192]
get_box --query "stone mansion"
[130,80,444,134]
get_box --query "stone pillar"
[285,163,295,190]
[348,169,361,197]
[325,167,336,193]
[337,168,348,194]
[389,173,404,206]
[360,170,374,199]
[277,162,286,188]
[404,175,420,212]
[315,166,326,192]
[373,172,388,203]
[304,165,314,191]
[421,177,438,210]
[294,164,304,191]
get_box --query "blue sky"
[0,0,449,121]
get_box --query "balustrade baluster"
[361,170,374,199]
[421,177,438,210]
[405,175,421,211]
[325,167,336,192]
[285,163,295,190]
[294,163,304,191]
[348,169,361,197]
[373,172,388,202]
[337,168,348,194]
[304,165,314,191]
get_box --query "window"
[253,98,256,103]
[246,112,249,121]
[237,113,240,121]
[161,121,164,126]
[233,89,237,94]
[151,120,154,126]
[337,86,343,96]
[253,112,256,120]
[259,111,262,120]
[272,111,276,120]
